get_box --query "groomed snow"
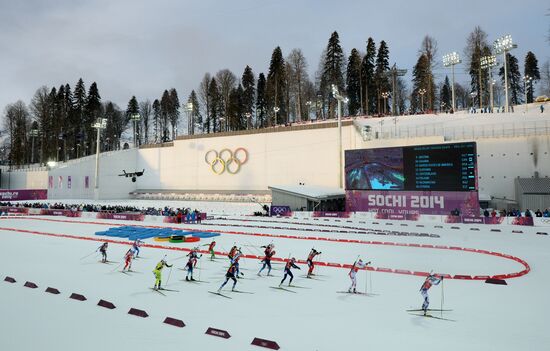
[0,213,548,350]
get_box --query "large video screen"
[345,142,477,192]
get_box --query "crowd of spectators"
[0,201,202,219]
[482,208,550,218]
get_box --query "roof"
[515,178,550,194]
[268,185,345,201]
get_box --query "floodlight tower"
[332,84,349,189]
[493,35,517,113]
[443,52,461,112]
[480,55,498,112]
[92,117,107,199]
[130,113,140,147]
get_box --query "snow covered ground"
[0,213,548,351]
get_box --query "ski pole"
[441,278,444,318]
[80,250,98,260]
[166,265,173,286]
[369,268,373,294]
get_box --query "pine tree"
[187,90,201,134]
[126,96,140,146]
[241,66,255,129]
[152,99,161,142]
[139,100,152,144]
[440,76,452,111]
[169,88,180,138]
[256,73,268,128]
[499,53,523,105]
[411,54,430,113]
[346,48,362,116]
[361,38,377,115]
[208,78,221,133]
[160,90,171,141]
[465,27,490,108]
[320,31,345,119]
[375,40,390,114]
[266,46,287,125]
[524,51,540,103]
[85,82,102,155]
[72,78,86,155]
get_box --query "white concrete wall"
[1,169,48,190]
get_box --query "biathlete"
[185,249,202,281]
[231,248,244,278]
[98,242,108,263]
[131,239,143,258]
[279,257,300,286]
[258,244,275,276]
[207,240,216,260]
[420,274,443,315]
[123,248,133,271]
[228,245,238,262]
[152,258,173,290]
[306,248,322,277]
[348,258,370,293]
[218,262,238,292]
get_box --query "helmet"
[291,257,296,261]
[358,259,363,263]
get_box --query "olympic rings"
[204,148,248,175]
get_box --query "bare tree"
[4,101,30,166]
[419,35,438,110]
[198,73,211,132]
[139,100,152,144]
[30,86,50,163]
[286,48,309,122]
[215,69,237,130]
[540,60,550,96]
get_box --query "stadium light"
[381,92,390,115]
[418,88,427,112]
[186,102,194,135]
[480,55,498,112]
[443,52,461,111]
[130,113,140,147]
[92,117,108,199]
[332,84,348,189]
[523,75,533,112]
[493,35,517,113]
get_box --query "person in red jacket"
[123,248,133,271]
[258,244,275,276]
[279,257,300,286]
[218,262,238,292]
[306,248,322,277]
[420,274,443,315]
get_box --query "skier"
[232,248,244,278]
[152,257,173,290]
[228,245,238,261]
[131,239,143,258]
[306,248,322,277]
[98,242,108,263]
[348,259,370,293]
[279,257,300,287]
[218,262,238,292]
[185,249,201,281]
[420,274,443,315]
[207,240,216,260]
[123,248,133,271]
[258,244,275,276]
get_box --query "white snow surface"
[0,213,548,351]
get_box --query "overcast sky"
[1,0,548,114]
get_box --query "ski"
[270,286,297,293]
[127,270,143,274]
[150,288,166,296]
[230,290,254,294]
[100,260,117,264]
[288,285,311,289]
[406,308,453,312]
[407,312,456,322]
[182,279,210,283]
[209,291,232,299]
[336,291,375,296]
[120,270,131,275]
[159,288,179,292]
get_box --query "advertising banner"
[312,211,351,218]
[270,206,292,217]
[0,189,48,201]
[96,212,145,221]
[346,190,479,216]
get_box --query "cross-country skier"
[279,257,300,286]
[131,239,143,258]
[348,259,370,293]
[258,244,275,276]
[123,249,133,271]
[218,262,238,292]
[153,258,173,290]
[420,274,443,315]
[98,242,108,263]
[208,240,216,260]
[228,245,238,261]
[232,248,244,278]
[185,249,201,281]
[306,248,322,277]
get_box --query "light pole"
[331,84,349,189]
[524,75,533,112]
[30,128,38,164]
[443,52,461,112]
[92,118,107,199]
[244,112,252,129]
[381,92,390,115]
[480,55,498,112]
[273,106,280,125]
[305,101,312,121]
[130,113,140,147]
[494,35,517,113]
[186,102,194,135]
[418,88,427,113]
